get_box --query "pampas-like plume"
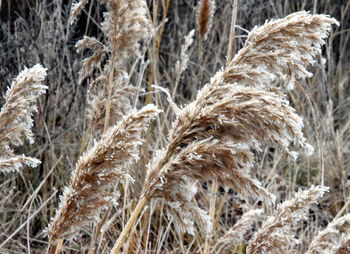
[214,209,264,252]
[110,12,337,253]
[246,185,329,254]
[175,29,195,79]
[76,0,153,81]
[75,0,153,134]
[100,0,153,61]
[224,11,339,91]
[47,105,160,243]
[0,64,47,173]
[142,84,307,234]
[306,214,350,254]
[197,0,215,40]
[142,10,337,235]
[0,156,41,173]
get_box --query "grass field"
[0,0,349,253]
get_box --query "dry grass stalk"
[47,105,160,243]
[226,0,238,65]
[247,185,329,254]
[214,209,264,252]
[110,12,338,252]
[197,0,215,40]
[0,64,47,173]
[306,214,350,254]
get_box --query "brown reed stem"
[110,196,148,254]
[226,0,238,66]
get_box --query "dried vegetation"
[0,0,349,253]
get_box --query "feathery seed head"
[143,11,336,236]
[216,209,265,249]
[0,64,47,173]
[48,105,160,242]
[247,185,329,254]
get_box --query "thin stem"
[110,196,148,254]
[226,0,238,66]
[103,57,116,132]
[145,0,171,105]
[204,178,217,254]
[104,2,120,131]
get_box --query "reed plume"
[86,73,138,134]
[0,64,47,173]
[76,0,153,82]
[224,11,339,91]
[142,85,303,233]
[110,12,338,253]
[100,0,153,62]
[214,209,264,252]
[174,29,195,97]
[175,29,195,80]
[197,0,215,40]
[143,11,338,233]
[306,214,350,254]
[75,0,153,134]
[47,105,160,243]
[247,185,329,254]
